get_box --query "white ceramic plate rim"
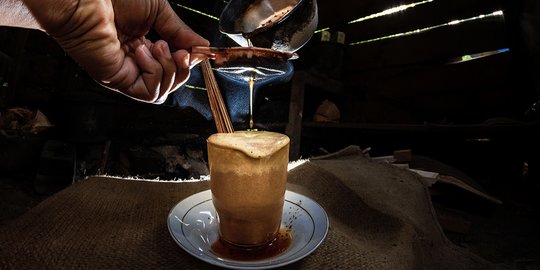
[167,189,329,269]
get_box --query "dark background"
[1,0,540,268]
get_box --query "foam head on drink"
[207,131,290,247]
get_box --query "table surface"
[0,146,494,270]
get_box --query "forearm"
[0,0,42,30]
[22,0,80,35]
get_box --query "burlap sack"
[0,146,495,269]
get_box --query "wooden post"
[285,72,306,161]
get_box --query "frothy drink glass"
[207,131,290,247]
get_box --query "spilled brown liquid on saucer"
[211,228,292,261]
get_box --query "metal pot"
[219,0,318,52]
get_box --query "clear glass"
[207,131,290,247]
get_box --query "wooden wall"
[298,0,538,124]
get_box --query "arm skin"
[0,0,40,29]
[0,0,209,104]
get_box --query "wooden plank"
[316,0,503,33]
[344,52,534,124]
[352,53,513,98]
[352,52,512,91]
[437,175,503,205]
[170,0,222,43]
[342,18,508,71]
[342,0,503,43]
[285,71,343,160]
[285,72,307,161]
[171,0,223,19]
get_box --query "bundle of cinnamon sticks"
[200,59,234,133]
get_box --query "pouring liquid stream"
[249,76,255,129]
[246,37,256,130]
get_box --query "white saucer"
[167,190,329,269]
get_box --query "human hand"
[24,0,209,104]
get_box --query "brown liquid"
[208,131,289,246]
[245,37,256,130]
[211,228,292,261]
[211,169,286,245]
[248,76,255,129]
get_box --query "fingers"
[127,41,191,104]
[121,0,209,103]
[151,40,176,98]
[151,40,193,103]
[98,44,164,104]
[171,49,191,89]
[128,44,162,102]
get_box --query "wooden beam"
[316,0,503,33]
[342,18,508,71]
[343,53,534,123]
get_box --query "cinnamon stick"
[200,59,234,133]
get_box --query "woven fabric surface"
[0,146,495,269]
